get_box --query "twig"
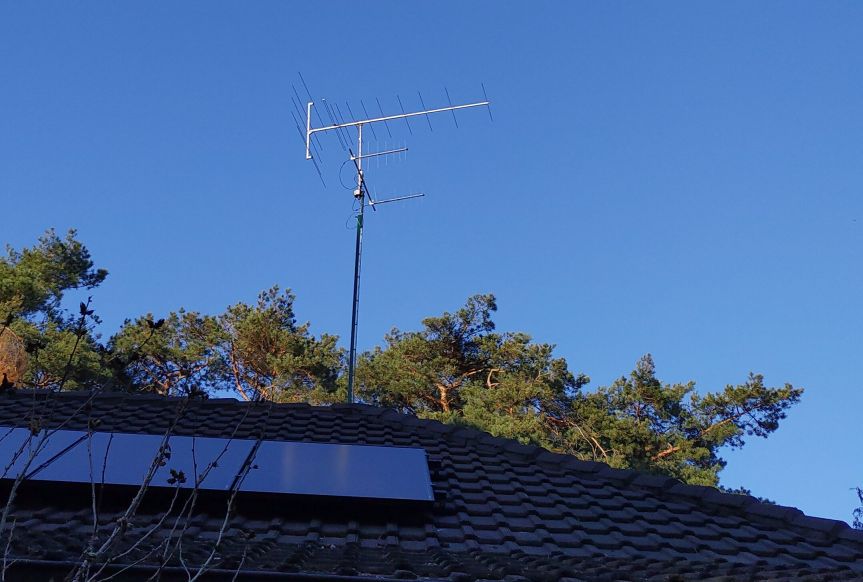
[0,390,101,555]
[230,545,249,582]
[1,518,17,581]
[155,403,266,576]
[186,445,258,581]
[56,298,93,392]
[67,400,191,581]
[88,485,183,582]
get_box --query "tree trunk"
[437,385,451,413]
[0,329,27,386]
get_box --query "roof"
[0,390,861,581]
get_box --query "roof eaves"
[8,559,452,581]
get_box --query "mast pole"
[346,123,364,403]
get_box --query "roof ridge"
[2,389,317,408]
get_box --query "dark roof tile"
[790,514,850,535]
[0,390,861,581]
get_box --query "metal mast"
[305,93,491,403]
[346,124,364,404]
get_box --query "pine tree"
[357,294,802,486]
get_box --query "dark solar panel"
[1,426,86,479]
[242,440,433,501]
[0,426,433,503]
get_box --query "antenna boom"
[307,100,489,138]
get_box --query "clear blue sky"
[1,2,861,523]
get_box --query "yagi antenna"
[303,86,491,403]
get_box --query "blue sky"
[1,2,861,522]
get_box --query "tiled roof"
[0,390,861,581]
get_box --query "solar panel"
[242,440,433,501]
[0,426,86,479]
[0,426,433,503]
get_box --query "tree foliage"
[0,232,342,401]
[854,488,863,530]
[110,288,343,403]
[0,231,809,490]
[215,287,342,402]
[579,358,802,485]
[0,229,109,389]
[109,310,222,395]
[357,294,802,486]
[0,228,106,323]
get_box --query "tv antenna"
[301,81,491,402]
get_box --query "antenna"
[303,86,491,403]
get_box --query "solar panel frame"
[0,426,434,504]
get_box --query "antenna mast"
[303,89,491,403]
[348,122,364,407]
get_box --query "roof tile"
[0,391,861,581]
